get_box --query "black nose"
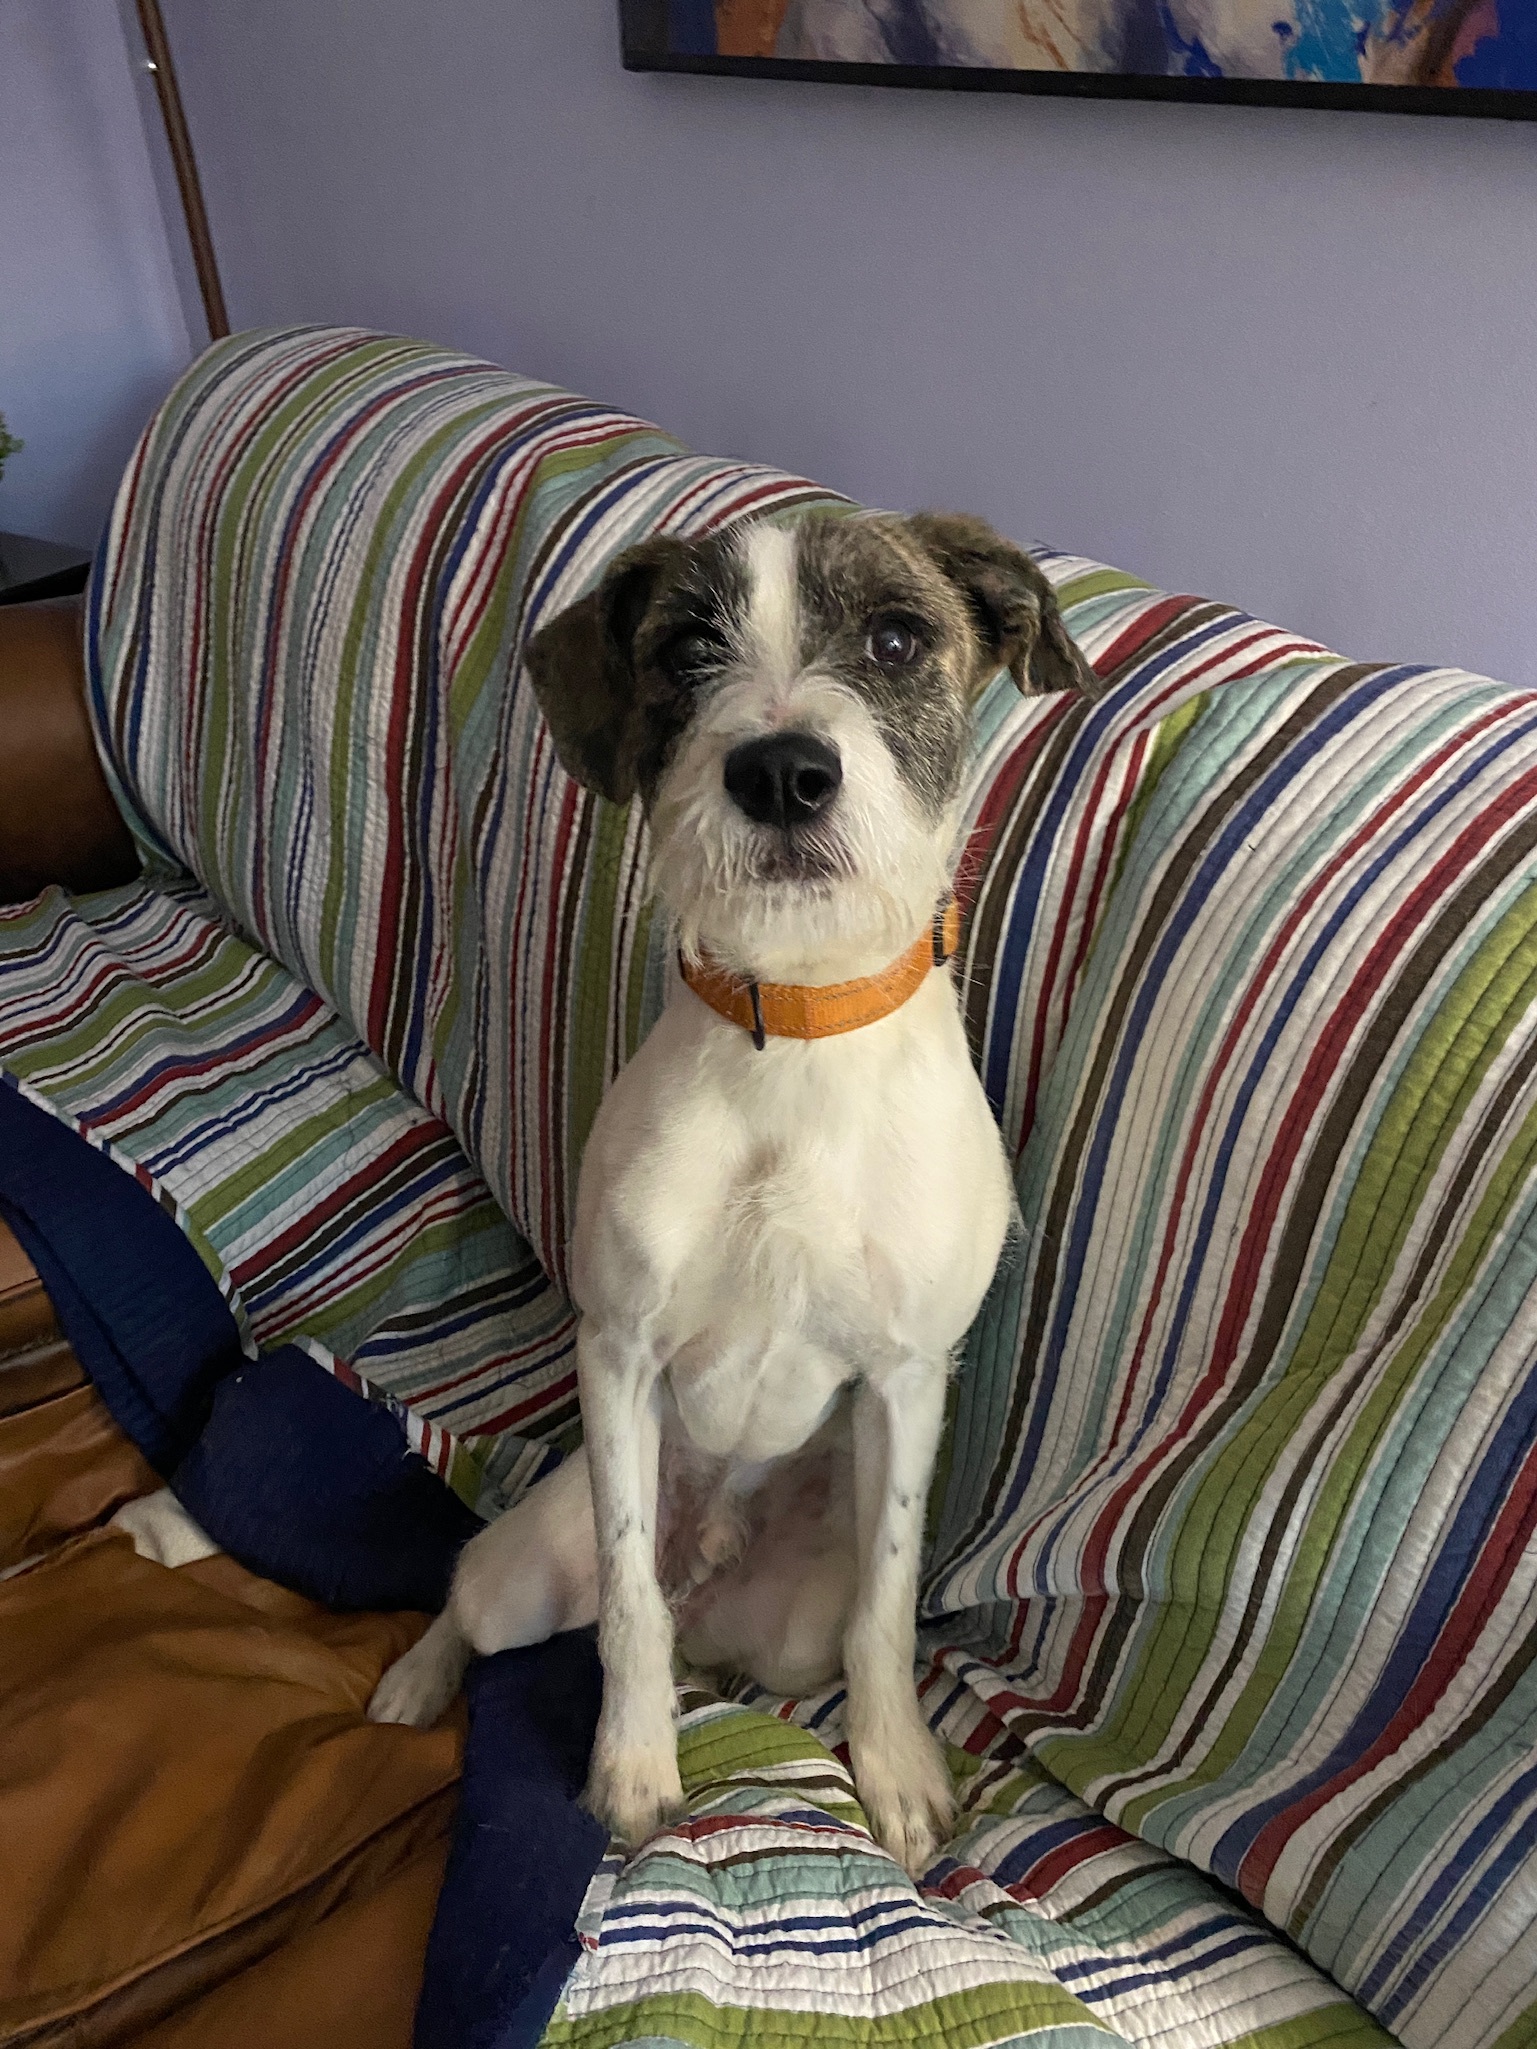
[723,733,843,828]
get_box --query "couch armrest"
[0,597,139,904]
[0,1218,81,1417]
[0,1219,61,1363]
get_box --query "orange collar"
[680,899,961,1049]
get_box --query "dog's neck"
[670,877,958,990]
[680,919,931,989]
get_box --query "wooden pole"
[134,0,229,341]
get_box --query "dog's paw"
[850,1716,955,1878]
[582,1733,685,1850]
[367,1617,468,1728]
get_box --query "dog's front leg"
[579,1321,683,1849]
[845,1357,954,1877]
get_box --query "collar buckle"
[933,893,959,968]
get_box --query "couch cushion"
[125,1836,449,2049]
[0,1531,460,2048]
[0,1254,459,2046]
[0,1370,158,1570]
[0,1221,159,1570]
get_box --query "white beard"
[648,671,957,985]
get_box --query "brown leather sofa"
[0,599,461,2048]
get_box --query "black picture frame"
[619,0,1537,121]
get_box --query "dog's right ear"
[523,537,689,806]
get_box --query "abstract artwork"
[620,1,1537,115]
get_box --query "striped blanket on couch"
[3,325,1535,2049]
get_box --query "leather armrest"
[0,1219,60,1359]
[0,597,139,904]
[0,1218,80,1415]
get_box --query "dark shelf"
[0,533,92,607]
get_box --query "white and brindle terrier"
[368,510,1096,1873]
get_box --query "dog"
[368,509,1097,1873]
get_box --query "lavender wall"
[0,0,192,550]
[121,8,1537,679]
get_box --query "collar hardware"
[681,896,961,1049]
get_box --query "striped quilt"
[3,325,1536,2049]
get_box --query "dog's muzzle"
[723,732,842,829]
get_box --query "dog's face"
[525,511,1095,976]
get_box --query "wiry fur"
[650,669,954,982]
[370,510,1094,1874]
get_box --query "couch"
[3,326,1535,2049]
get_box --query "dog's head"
[525,511,1096,978]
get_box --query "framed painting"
[619,2,1537,117]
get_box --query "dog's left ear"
[907,513,1098,699]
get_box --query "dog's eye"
[866,615,921,669]
[659,629,724,681]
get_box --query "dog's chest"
[663,1131,893,1461]
[576,989,1012,1469]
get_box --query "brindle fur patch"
[793,515,976,820]
[625,535,749,806]
[524,534,748,807]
